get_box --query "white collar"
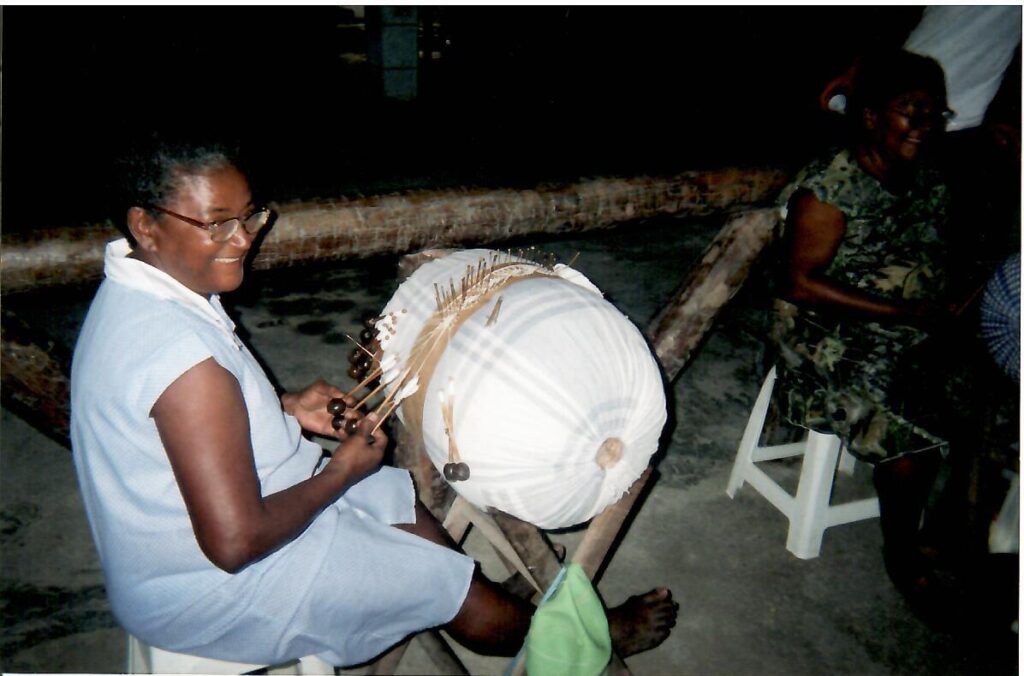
[103,238,240,344]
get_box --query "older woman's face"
[871,88,945,164]
[143,165,255,296]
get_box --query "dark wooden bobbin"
[443,462,471,482]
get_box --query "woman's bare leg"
[394,501,532,655]
[873,448,943,590]
[396,500,678,657]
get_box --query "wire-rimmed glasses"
[145,204,272,243]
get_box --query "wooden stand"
[376,432,651,675]
[370,210,781,673]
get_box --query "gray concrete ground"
[1,215,1018,674]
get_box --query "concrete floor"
[1,215,1018,674]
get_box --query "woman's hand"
[282,379,348,437]
[908,297,963,333]
[323,411,388,485]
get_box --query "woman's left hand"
[282,379,348,437]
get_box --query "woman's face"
[139,164,256,296]
[870,88,945,165]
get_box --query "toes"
[655,597,680,628]
[654,587,671,600]
[641,587,671,604]
[609,587,680,657]
[655,607,678,627]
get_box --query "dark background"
[2,5,926,231]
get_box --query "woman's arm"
[781,190,923,321]
[152,358,386,573]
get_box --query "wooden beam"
[1,308,72,447]
[393,419,456,522]
[414,630,470,675]
[0,169,787,294]
[367,631,469,676]
[648,207,779,382]
[491,510,565,598]
[0,203,782,459]
[571,467,654,583]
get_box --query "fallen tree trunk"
[1,308,73,447]
[1,177,785,449]
[1,168,787,294]
[649,207,779,382]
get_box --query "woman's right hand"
[323,412,387,485]
[908,298,961,332]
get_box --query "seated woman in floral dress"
[771,49,961,597]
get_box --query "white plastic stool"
[726,366,880,559]
[126,634,335,675]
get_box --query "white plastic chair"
[726,366,880,559]
[989,470,1019,554]
[126,634,335,675]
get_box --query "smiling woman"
[771,49,953,457]
[127,164,262,296]
[70,138,476,664]
[67,136,677,668]
[768,49,966,603]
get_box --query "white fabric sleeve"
[904,6,1022,131]
[135,327,218,417]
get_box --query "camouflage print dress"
[771,149,951,462]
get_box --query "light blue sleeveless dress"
[70,239,474,666]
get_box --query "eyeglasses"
[145,204,272,243]
[887,104,956,128]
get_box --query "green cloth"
[523,563,611,676]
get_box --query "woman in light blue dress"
[70,136,677,666]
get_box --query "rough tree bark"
[649,207,779,381]
[1,308,73,447]
[1,169,787,294]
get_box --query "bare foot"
[607,588,678,657]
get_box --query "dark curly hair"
[848,48,949,126]
[115,133,244,240]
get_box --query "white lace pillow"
[373,248,666,529]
